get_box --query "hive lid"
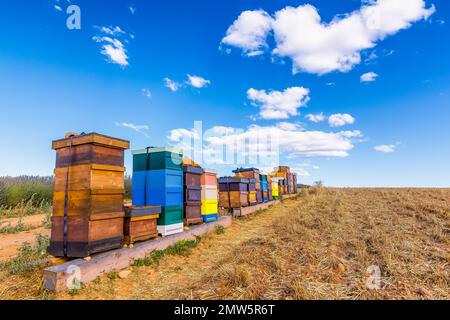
[52,133,130,150]
[218,177,250,184]
[232,167,260,173]
[124,205,162,217]
[132,147,183,155]
[183,166,205,174]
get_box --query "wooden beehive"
[124,206,160,245]
[184,166,204,225]
[219,191,249,208]
[48,133,129,258]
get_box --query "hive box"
[132,169,183,207]
[124,206,161,245]
[49,133,129,258]
[201,200,219,215]
[132,148,183,171]
[233,168,261,180]
[219,191,249,208]
[202,214,219,223]
[184,166,204,225]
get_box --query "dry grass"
[0,188,448,300]
[184,188,449,300]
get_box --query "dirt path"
[0,214,46,228]
[0,214,49,261]
[60,198,303,300]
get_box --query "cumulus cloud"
[222,0,435,74]
[93,26,131,67]
[186,75,211,89]
[221,10,273,56]
[306,112,326,123]
[361,71,378,82]
[247,87,310,120]
[374,144,397,153]
[115,122,150,137]
[328,114,356,127]
[168,124,363,162]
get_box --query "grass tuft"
[0,234,50,276]
[133,238,201,267]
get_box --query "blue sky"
[0,0,449,187]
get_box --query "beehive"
[271,178,281,200]
[201,170,219,223]
[124,206,160,245]
[48,133,129,258]
[248,179,257,205]
[234,168,262,203]
[293,174,298,193]
[260,174,269,203]
[218,178,249,208]
[184,166,204,225]
[132,148,184,236]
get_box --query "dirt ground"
[0,188,448,300]
[0,214,49,261]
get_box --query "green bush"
[0,176,53,208]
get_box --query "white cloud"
[164,78,182,92]
[186,75,211,89]
[141,88,152,98]
[115,122,149,137]
[223,0,435,75]
[93,26,131,67]
[221,10,273,56]
[129,7,136,15]
[328,114,355,127]
[276,122,303,131]
[374,144,396,153]
[361,71,378,82]
[306,112,326,123]
[247,86,310,120]
[168,124,363,161]
[98,26,125,36]
[54,5,62,11]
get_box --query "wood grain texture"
[52,133,130,150]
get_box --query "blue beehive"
[132,148,184,236]
[132,170,183,207]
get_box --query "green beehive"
[157,205,184,226]
[132,148,183,172]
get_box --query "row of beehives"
[218,166,298,209]
[47,133,298,259]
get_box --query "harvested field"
[0,188,448,300]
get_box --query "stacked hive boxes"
[123,206,161,245]
[248,179,257,205]
[184,165,204,225]
[271,178,281,200]
[218,178,249,209]
[261,174,269,203]
[49,133,129,258]
[293,174,298,193]
[201,169,219,223]
[132,148,184,236]
[233,168,262,204]
[267,176,273,201]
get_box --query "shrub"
[0,176,53,208]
